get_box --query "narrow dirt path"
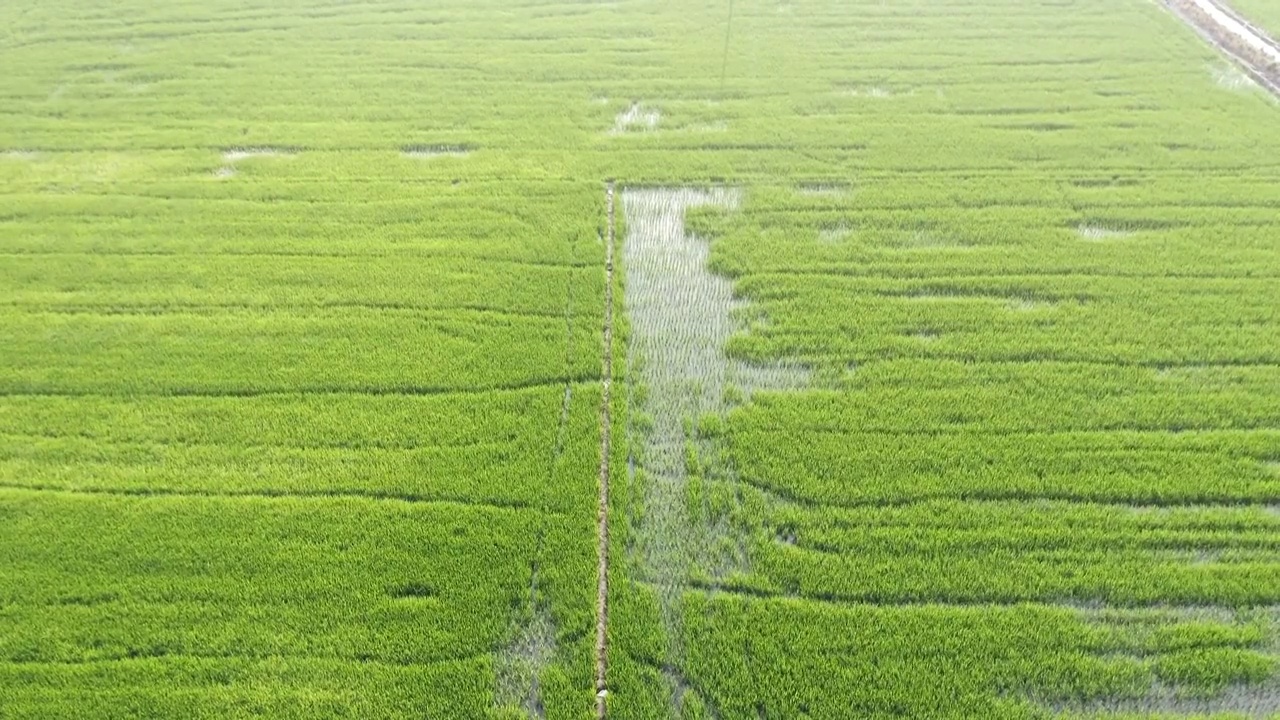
[1165,0,1280,95]
[594,180,616,720]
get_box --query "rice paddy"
[2,0,1279,718]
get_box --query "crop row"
[0,22,611,711]
[0,175,603,263]
[733,426,1280,507]
[0,489,594,717]
[605,0,1280,712]
[0,308,601,396]
[1,256,600,315]
[0,394,603,514]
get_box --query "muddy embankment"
[1166,0,1280,95]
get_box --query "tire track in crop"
[594,180,616,719]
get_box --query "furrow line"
[680,581,1277,614]
[735,475,1280,515]
[4,303,569,321]
[750,267,1280,281]
[0,430,514,453]
[0,377,590,400]
[0,250,591,269]
[740,424,1280,437]
[0,648,498,670]
[0,482,548,514]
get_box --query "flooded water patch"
[495,604,556,719]
[221,146,296,162]
[612,102,661,134]
[1077,224,1135,241]
[622,185,810,711]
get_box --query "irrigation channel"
[1165,0,1280,95]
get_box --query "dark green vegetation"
[2,0,1279,718]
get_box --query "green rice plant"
[4,0,1280,716]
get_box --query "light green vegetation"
[0,2,609,715]
[602,1,1280,719]
[2,0,1279,718]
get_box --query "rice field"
[2,0,1279,718]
